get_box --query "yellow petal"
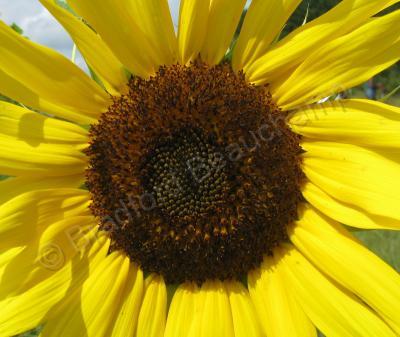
[0,216,97,299]
[248,255,316,337]
[166,281,239,337]
[190,281,235,337]
[136,275,167,337]
[68,0,167,78]
[164,283,199,337]
[226,281,263,337]
[39,0,128,96]
[110,265,144,337]
[178,0,210,64]
[0,189,90,250]
[201,0,247,65]
[301,141,400,221]
[280,245,398,337]
[0,175,83,205]
[290,206,400,334]
[0,235,110,336]
[289,99,400,147]
[0,20,110,124]
[0,101,88,145]
[247,0,399,87]
[232,0,301,72]
[273,11,400,110]
[0,69,96,125]
[40,252,129,337]
[302,182,400,230]
[129,0,178,66]
[0,135,85,176]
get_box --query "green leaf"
[55,0,76,14]
[10,23,23,35]
[379,83,400,103]
[17,326,42,337]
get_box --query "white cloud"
[0,0,86,69]
[0,0,72,55]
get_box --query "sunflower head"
[1,0,400,336]
[85,60,304,284]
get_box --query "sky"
[0,0,182,70]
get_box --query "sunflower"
[0,0,400,336]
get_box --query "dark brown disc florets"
[85,61,304,284]
[141,127,232,220]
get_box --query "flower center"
[86,61,304,284]
[141,127,231,219]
